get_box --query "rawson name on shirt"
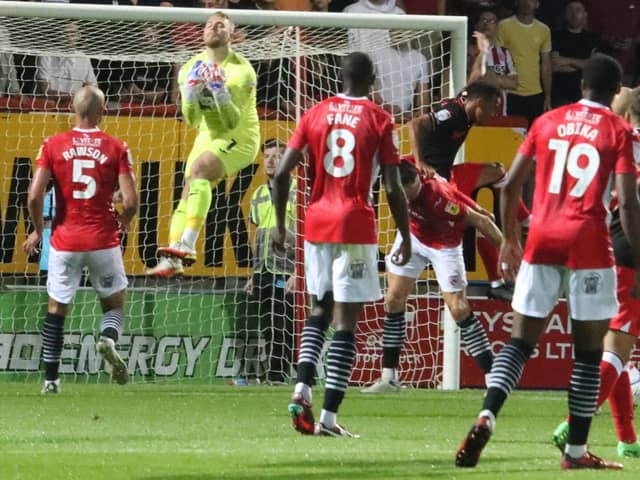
[62,146,109,164]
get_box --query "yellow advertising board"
[0,113,525,281]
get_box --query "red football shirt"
[518,100,636,268]
[409,175,475,248]
[288,94,400,243]
[36,127,133,251]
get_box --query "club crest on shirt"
[582,272,602,295]
[100,275,114,289]
[348,260,366,279]
[444,201,460,216]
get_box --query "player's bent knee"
[191,151,224,181]
[100,289,126,312]
[47,298,69,316]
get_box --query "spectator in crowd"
[237,138,296,385]
[344,0,405,51]
[400,0,445,14]
[551,0,601,107]
[310,0,330,11]
[371,31,431,123]
[468,7,517,115]
[535,0,566,32]
[327,0,355,10]
[119,25,176,105]
[0,25,20,96]
[584,0,640,83]
[198,0,229,7]
[496,0,552,125]
[253,0,277,8]
[37,21,98,105]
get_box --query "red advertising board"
[462,299,572,388]
[347,297,640,389]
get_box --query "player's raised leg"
[148,11,259,276]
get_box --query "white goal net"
[0,2,467,388]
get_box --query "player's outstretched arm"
[463,208,503,248]
[408,115,433,175]
[499,152,533,281]
[117,172,139,233]
[23,167,52,255]
[383,164,411,266]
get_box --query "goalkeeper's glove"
[203,63,232,106]
[182,60,208,104]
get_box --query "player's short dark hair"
[262,138,283,152]
[628,87,640,121]
[582,53,622,97]
[462,80,501,101]
[341,52,375,87]
[398,159,418,185]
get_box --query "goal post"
[0,1,465,389]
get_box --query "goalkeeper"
[148,11,259,276]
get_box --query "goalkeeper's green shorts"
[185,128,260,182]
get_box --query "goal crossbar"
[0,1,467,97]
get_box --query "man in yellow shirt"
[148,11,260,276]
[496,0,552,125]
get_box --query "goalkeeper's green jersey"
[179,49,259,137]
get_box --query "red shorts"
[610,266,640,337]
[450,162,530,223]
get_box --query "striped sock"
[100,307,124,342]
[459,314,493,373]
[382,311,405,369]
[323,330,357,414]
[42,313,65,381]
[483,337,534,416]
[296,315,329,387]
[568,352,601,447]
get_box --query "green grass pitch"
[2,383,638,479]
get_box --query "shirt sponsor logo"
[72,134,102,148]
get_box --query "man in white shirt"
[343,0,405,51]
[37,22,98,104]
[371,36,431,123]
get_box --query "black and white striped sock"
[483,337,534,416]
[568,351,602,447]
[296,315,329,387]
[42,313,65,381]
[100,307,124,342]
[382,311,405,369]
[459,314,493,373]
[323,330,356,413]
